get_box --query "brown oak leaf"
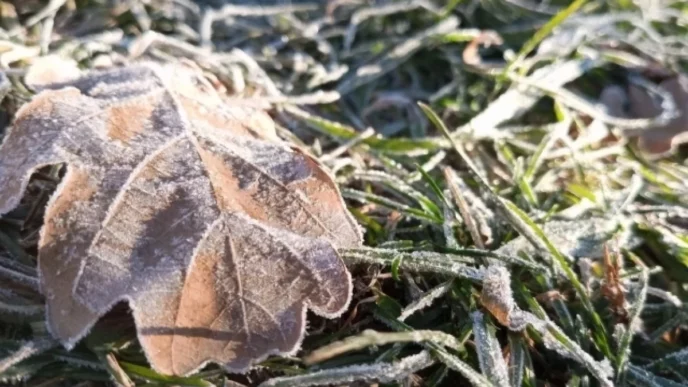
[0,61,362,376]
[599,74,688,154]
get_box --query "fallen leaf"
[24,55,82,89]
[600,74,688,154]
[0,62,362,376]
[480,265,513,327]
[600,244,628,324]
[462,30,503,69]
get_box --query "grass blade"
[472,311,509,387]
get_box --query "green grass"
[2,0,688,386]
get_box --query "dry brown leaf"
[0,61,362,376]
[24,55,82,89]
[600,244,628,324]
[480,265,513,327]
[600,74,688,154]
[462,30,503,69]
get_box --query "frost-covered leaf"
[480,266,515,328]
[0,62,362,376]
[600,75,688,154]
